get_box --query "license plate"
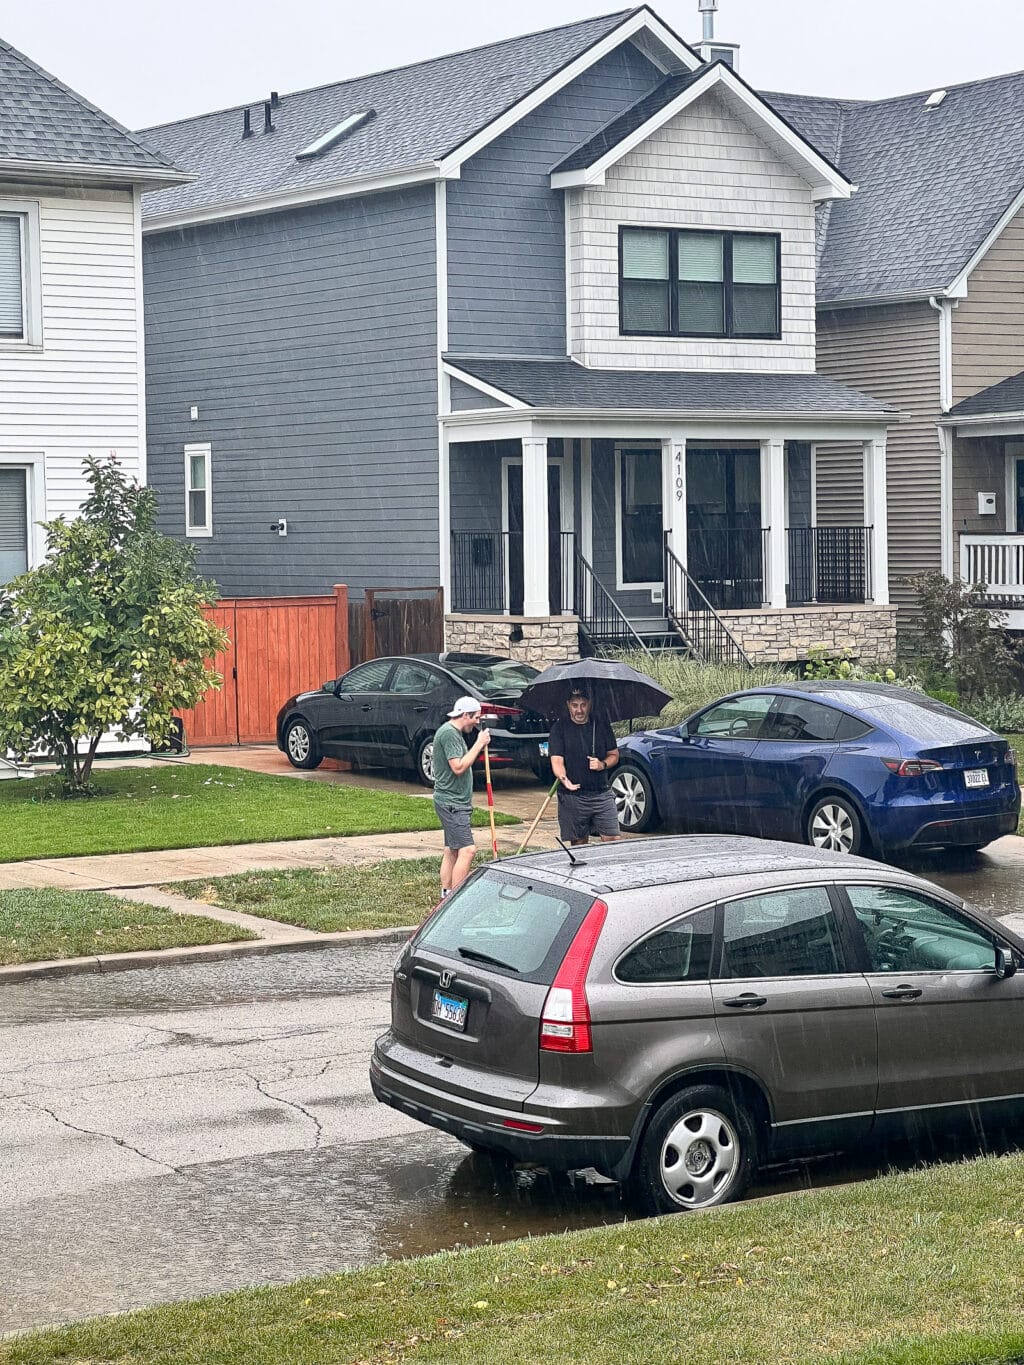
[964,768,989,788]
[431,989,468,1030]
[538,741,549,758]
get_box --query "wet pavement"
[3,848,1024,1333]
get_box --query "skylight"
[296,110,375,159]
[924,89,947,108]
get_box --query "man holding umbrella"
[548,687,620,846]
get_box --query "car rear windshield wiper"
[457,946,520,972]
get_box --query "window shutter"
[0,468,28,582]
[732,235,777,284]
[678,232,723,282]
[0,217,24,338]
[622,229,669,279]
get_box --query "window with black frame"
[620,227,780,339]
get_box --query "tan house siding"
[817,302,942,621]
[953,436,1006,534]
[952,205,1024,406]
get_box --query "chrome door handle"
[880,985,923,1000]
[360,704,372,711]
[413,706,429,712]
[722,993,767,1009]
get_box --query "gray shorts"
[434,799,475,851]
[557,788,620,842]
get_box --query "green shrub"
[925,687,960,709]
[969,691,1024,733]
[908,570,1013,702]
[802,645,922,691]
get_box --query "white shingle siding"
[0,186,142,526]
[568,91,818,373]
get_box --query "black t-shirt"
[548,714,617,791]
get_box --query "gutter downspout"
[929,295,956,577]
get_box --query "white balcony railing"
[960,534,1024,601]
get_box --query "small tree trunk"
[78,732,103,789]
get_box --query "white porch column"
[863,436,890,605]
[580,438,593,618]
[521,436,550,616]
[666,437,687,566]
[761,438,787,608]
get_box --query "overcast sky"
[5,0,1024,129]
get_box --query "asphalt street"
[0,942,627,1334]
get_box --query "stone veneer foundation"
[445,614,580,669]
[717,604,898,664]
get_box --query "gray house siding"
[446,43,661,357]
[449,378,506,411]
[144,185,438,598]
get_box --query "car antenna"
[554,836,582,866]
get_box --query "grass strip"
[4,1151,1024,1364]
[166,857,448,932]
[0,888,255,965]
[0,765,517,863]
[828,1328,1024,1365]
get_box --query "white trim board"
[0,449,46,569]
[550,61,853,201]
[442,363,529,410]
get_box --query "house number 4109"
[674,451,684,501]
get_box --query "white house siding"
[0,184,142,547]
[567,90,818,372]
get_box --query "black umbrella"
[517,658,672,724]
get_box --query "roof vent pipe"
[270,91,280,108]
[699,0,718,42]
[242,108,252,139]
[264,101,274,133]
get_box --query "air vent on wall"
[296,110,376,159]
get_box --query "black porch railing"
[787,526,872,606]
[450,531,508,613]
[664,537,751,666]
[572,545,650,655]
[686,525,766,609]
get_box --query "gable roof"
[140,8,699,229]
[550,60,852,201]
[445,356,893,420]
[946,368,1024,422]
[770,70,1024,307]
[0,37,188,187]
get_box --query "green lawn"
[0,765,517,863]
[4,1151,1024,1364]
[166,856,486,932]
[0,888,255,965]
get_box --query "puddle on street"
[894,848,1024,921]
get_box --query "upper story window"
[0,202,41,347]
[619,227,780,340]
[184,443,212,537]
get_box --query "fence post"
[363,589,376,662]
[332,584,350,677]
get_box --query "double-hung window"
[0,213,26,341]
[184,443,212,536]
[0,467,29,584]
[620,227,780,339]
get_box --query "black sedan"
[276,653,550,784]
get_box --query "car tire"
[805,793,864,855]
[283,718,322,770]
[630,1084,756,1217]
[611,764,659,833]
[415,736,436,786]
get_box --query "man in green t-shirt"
[432,696,491,897]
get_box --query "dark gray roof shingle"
[552,68,702,173]
[140,10,639,221]
[770,71,1024,305]
[948,369,1024,418]
[0,37,184,178]
[445,356,893,417]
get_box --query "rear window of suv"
[414,869,593,983]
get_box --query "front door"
[505,461,563,616]
[686,447,762,608]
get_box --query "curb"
[0,925,417,984]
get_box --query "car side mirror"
[995,945,1017,979]
[322,679,337,693]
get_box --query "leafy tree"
[0,456,228,795]
[909,571,1013,702]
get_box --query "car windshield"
[449,657,539,698]
[415,868,591,982]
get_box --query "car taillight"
[480,704,523,721]
[882,758,944,776]
[540,899,608,1054]
[1006,747,1018,770]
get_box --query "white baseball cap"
[447,695,482,718]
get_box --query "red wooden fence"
[180,586,349,747]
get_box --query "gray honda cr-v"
[370,836,1024,1214]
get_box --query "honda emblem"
[439,969,455,990]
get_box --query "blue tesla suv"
[611,682,1020,857]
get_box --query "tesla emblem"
[439,969,455,990]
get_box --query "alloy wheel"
[810,802,855,853]
[287,723,311,763]
[659,1107,740,1210]
[613,770,647,828]
[419,740,435,783]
